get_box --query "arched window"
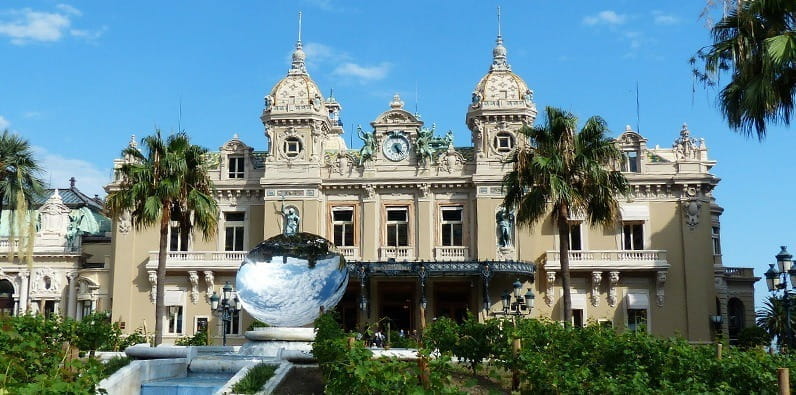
[0,279,15,316]
[728,297,745,339]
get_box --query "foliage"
[174,327,208,346]
[118,327,152,349]
[456,314,504,374]
[737,326,772,350]
[757,295,796,348]
[0,130,45,265]
[502,106,628,324]
[387,330,417,349]
[0,314,116,393]
[313,312,457,394]
[102,356,131,377]
[692,0,796,139]
[246,319,269,331]
[424,316,459,354]
[75,311,122,354]
[105,130,218,345]
[231,363,277,394]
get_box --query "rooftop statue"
[357,125,376,166]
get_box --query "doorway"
[433,281,472,323]
[0,279,14,316]
[336,283,359,332]
[378,281,415,333]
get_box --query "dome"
[264,40,325,114]
[469,35,534,110]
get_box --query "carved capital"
[608,271,620,307]
[545,271,556,306]
[656,271,667,307]
[147,270,157,303]
[591,271,603,307]
[188,271,199,305]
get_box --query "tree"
[106,131,218,345]
[502,107,629,325]
[756,295,795,348]
[692,0,796,139]
[0,130,44,264]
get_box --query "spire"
[491,6,510,71]
[289,11,307,75]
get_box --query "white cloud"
[32,146,110,198]
[583,10,627,26]
[0,116,9,130]
[652,11,679,25]
[0,4,102,45]
[333,62,390,81]
[625,31,643,49]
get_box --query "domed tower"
[465,17,536,168]
[260,14,344,171]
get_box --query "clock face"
[382,135,410,162]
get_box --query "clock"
[382,133,410,162]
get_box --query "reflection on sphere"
[236,232,348,327]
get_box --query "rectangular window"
[572,309,584,328]
[224,309,241,335]
[80,300,93,319]
[169,225,181,251]
[167,306,183,334]
[569,223,582,251]
[195,316,209,334]
[440,206,463,246]
[228,157,244,178]
[386,207,409,247]
[332,207,355,247]
[627,309,647,331]
[224,212,245,251]
[622,151,639,173]
[285,140,300,154]
[623,223,644,250]
[712,226,721,255]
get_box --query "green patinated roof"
[0,187,110,237]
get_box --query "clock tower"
[368,94,424,165]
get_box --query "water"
[140,372,234,395]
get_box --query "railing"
[480,100,528,108]
[337,246,360,261]
[0,239,20,249]
[379,246,415,261]
[146,250,247,270]
[544,250,669,270]
[434,246,470,261]
[0,238,81,254]
[723,267,756,278]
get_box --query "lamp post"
[500,278,535,316]
[209,281,241,347]
[765,246,796,351]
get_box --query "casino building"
[105,27,757,344]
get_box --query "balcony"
[337,246,360,261]
[434,246,470,261]
[722,267,758,281]
[544,250,669,271]
[145,251,247,271]
[379,246,415,261]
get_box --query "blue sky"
[1,1,794,306]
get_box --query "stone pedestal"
[238,327,315,358]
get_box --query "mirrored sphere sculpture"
[236,232,348,327]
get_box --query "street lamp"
[765,246,796,350]
[499,279,534,316]
[209,281,241,346]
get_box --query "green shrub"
[76,311,122,354]
[119,327,152,349]
[246,320,269,331]
[175,328,208,346]
[103,356,131,377]
[231,363,277,394]
[737,326,771,350]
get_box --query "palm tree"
[692,0,796,139]
[106,131,218,345]
[756,295,795,348]
[0,130,44,263]
[502,107,629,325]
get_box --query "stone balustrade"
[544,250,669,271]
[146,251,247,271]
[337,246,359,261]
[433,246,469,261]
[723,267,756,279]
[379,246,414,261]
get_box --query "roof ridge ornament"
[491,6,511,72]
[288,11,307,76]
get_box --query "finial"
[298,11,303,44]
[69,177,76,188]
[128,134,137,148]
[232,133,239,140]
[625,125,632,131]
[497,6,501,38]
[390,93,404,109]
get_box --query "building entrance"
[433,281,472,323]
[378,282,415,332]
[0,279,14,316]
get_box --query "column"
[361,187,378,260]
[17,272,29,315]
[66,272,78,319]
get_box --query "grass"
[103,356,131,377]
[231,363,277,394]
